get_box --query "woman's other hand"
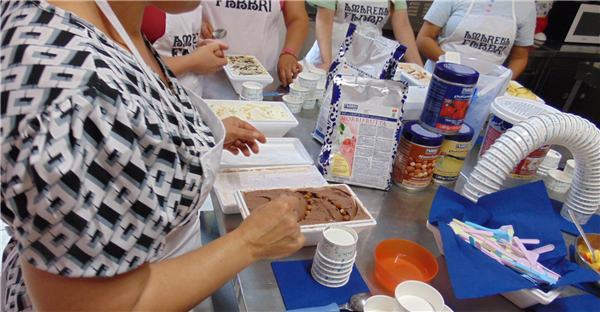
[201,21,215,39]
[222,117,266,156]
[188,40,229,75]
[237,195,306,260]
[277,54,302,87]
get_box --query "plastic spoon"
[212,28,227,39]
[568,209,597,263]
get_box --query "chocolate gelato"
[242,186,370,225]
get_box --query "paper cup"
[471,167,503,189]
[316,248,356,268]
[477,158,510,179]
[311,88,325,100]
[318,225,358,262]
[503,130,531,157]
[312,259,352,280]
[289,82,309,102]
[463,182,486,200]
[395,281,445,312]
[487,147,518,169]
[314,254,353,274]
[282,94,303,113]
[442,305,454,312]
[481,153,512,176]
[496,136,526,160]
[540,149,562,169]
[298,72,319,91]
[303,98,317,109]
[241,81,263,101]
[311,266,350,288]
[560,205,595,225]
[543,169,572,193]
[365,295,401,312]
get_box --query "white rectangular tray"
[206,100,298,137]
[224,54,273,94]
[213,165,328,214]
[425,221,566,309]
[396,63,432,88]
[220,137,312,169]
[235,184,377,246]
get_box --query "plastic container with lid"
[420,62,480,135]
[393,122,445,192]
[479,96,561,189]
[433,124,475,185]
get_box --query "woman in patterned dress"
[0,1,305,311]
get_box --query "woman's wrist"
[280,49,298,60]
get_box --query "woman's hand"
[201,21,215,39]
[188,40,229,75]
[222,117,267,156]
[277,54,302,87]
[236,195,306,260]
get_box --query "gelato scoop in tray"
[241,185,370,225]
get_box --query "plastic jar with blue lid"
[432,123,475,185]
[419,62,479,135]
[392,122,445,192]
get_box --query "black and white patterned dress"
[1,1,215,310]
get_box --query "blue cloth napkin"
[428,182,600,299]
[527,294,600,311]
[550,199,600,235]
[271,259,370,310]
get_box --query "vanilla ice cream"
[210,103,292,121]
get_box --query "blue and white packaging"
[313,23,406,143]
[318,76,408,190]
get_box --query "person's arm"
[162,40,229,77]
[507,45,530,79]
[314,6,335,71]
[390,6,423,67]
[416,20,445,63]
[22,190,304,311]
[278,0,310,86]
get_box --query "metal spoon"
[338,292,372,312]
[212,28,227,39]
[568,209,597,263]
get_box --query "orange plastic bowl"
[374,239,438,291]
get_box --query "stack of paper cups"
[239,82,263,101]
[531,149,562,182]
[299,72,320,109]
[309,68,327,107]
[282,95,303,114]
[311,225,358,288]
[564,159,575,179]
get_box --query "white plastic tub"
[206,100,298,137]
[395,63,432,88]
[213,165,327,214]
[425,221,565,309]
[236,185,377,246]
[224,55,273,95]
[220,138,312,169]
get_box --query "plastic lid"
[434,63,479,85]
[491,96,561,125]
[445,123,475,142]
[402,121,444,146]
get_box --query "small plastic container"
[395,63,432,88]
[224,55,273,95]
[374,239,439,291]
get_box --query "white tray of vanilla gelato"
[214,165,328,214]
[224,55,273,94]
[207,100,298,137]
[220,137,312,169]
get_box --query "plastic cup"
[317,224,358,262]
[282,94,303,113]
[303,98,317,109]
[289,82,309,102]
[241,81,263,101]
[395,281,445,312]
[364,295,401,312]
[374,239,438,291]
[543,170,572,193]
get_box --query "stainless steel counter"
[202,71,525,311]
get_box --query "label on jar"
[509,145,551,179]
[432,140,471,182]
[392,137,441,189]
[420,75,475,134]
[479,113,514,158]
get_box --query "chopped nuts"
[316,194,323,199]
[343,215,351,221]
[306,205,313,210]
[305,211,310,216]
[334,202,341,208]
[339,208,347,215]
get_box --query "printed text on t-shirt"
[215,0,272,12]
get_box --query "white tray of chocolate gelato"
[214,165,328,214]
[235,184,377,246]
[220,138,312,169]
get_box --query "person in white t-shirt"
[416,0,536,78]
[305,0,423,71]
[142,5,229,96]
[202,0,309,87]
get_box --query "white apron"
[95,1,225,262]
[425,0,517,72]
[305,0,391,66]
[152,7,204,96]
[202,0,281,71]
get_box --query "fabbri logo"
[426,149,438,154]
[462,87,474,94]
[343,104,358,110]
